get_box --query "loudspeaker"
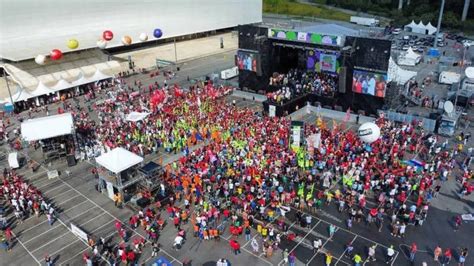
[67,155,76,167]
[338,67,347,93]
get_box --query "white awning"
[8,88,35,103]
[21,113,74,141]
[426,22,437,35]
[32,82,55,97]
[95,147,143,174]
[125,112,150,122]
[50,79,73,93]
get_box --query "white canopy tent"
[426,22,437,35]
[50,79,73,92]
[397,47,422,66]
[95,147,143,174]
[125,112,151,122]
[8,152,19,169]
[405,20,417,30]
[8,88,35,103]
[32,81,54,97]
[387,57,417,85]
[21,113,74,141]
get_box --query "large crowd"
[1,72,473,266]
[267,69,338,104]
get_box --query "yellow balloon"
[67,39,79,49]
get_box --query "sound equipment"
[338,67,347,93]
[67,154,76,167]
[136,198,150,208]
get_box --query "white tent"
[50,79,73,92]
[426,22,437,35]
[8,152,19,169]
[398,47,422,66]
[95,147,143,174]
[21,113,74,141]
[125,112,150,122]
[8,88,35,103]
[89,69,112,81]
[405,20,417,30]
[387,57,417,85]
[32,81,54,97]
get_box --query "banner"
[268,28,343,47]
[71,223,88,241]
[269,105,276,117]
[292,126,301,147]
[320,54,337,73]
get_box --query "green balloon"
[286,31,297,41]
[315,62,321,72]
[311,34,322,44]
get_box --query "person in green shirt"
[353,254,362,266]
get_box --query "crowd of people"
[267,69,338,104]
[1,69,472,266]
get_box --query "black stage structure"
[237,24,393,116]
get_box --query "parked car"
[462,39,474,47]
[446,34,456,40]
[417,47,425,53]
[392,28,402,35]
[402,45,409,51]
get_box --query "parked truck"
[350,16,379,27]
[439,71,461,85]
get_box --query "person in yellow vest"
[261,227,268,238]
[326,252,333,266]
[353,253,362,266]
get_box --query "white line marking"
[11,231,42,266]
[42,183,67,195]
[30,231,72,253]
[22,224,62,244]
[278,221,321,266]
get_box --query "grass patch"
[263,0,351,22]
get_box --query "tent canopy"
[406,47,421,60]
[9,88,35,102]
[95,147,143,174]
[426,22,437,35]
[33,81,54,97]
[21,113,74,141]
[388,57,417,84]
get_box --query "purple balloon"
[153,29,163,38]
[307,57,315,69]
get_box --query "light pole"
[173,38,178,63]
[434,0,446,48]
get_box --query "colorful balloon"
[153,29,163,38]
[67,39,79,49]
[50,49,63,61]
[103,30,114,41]
[139,33,148,42]
[121,36,132,45]
[358,122,381,143]
[97,39,107,49]
[35,54,46,65]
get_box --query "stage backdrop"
[306,49,341,74]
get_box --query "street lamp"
[434,0,446,48]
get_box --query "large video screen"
[306,49,341,73]
[236,50,260,74]
[352,70,387,98]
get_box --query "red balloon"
[50,49,63,61]
[103,30,114,41]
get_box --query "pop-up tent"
[125,112,150,122]
[387,57,417,85]
[21,113,74,141]
[397,47,422,66]
[425,22,437,35]
[96,147,143,174]
[404,20,428,34]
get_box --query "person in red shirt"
[409,242,417,262]
[230,240,241,255]
[127,251,136,264]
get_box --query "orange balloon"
[121,36,132,45]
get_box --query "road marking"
[278,221,321,266]
[30,231,72,253]
[306,228,339,266]
[10,231,41,266]
[335,235,357,264]
[42,183,67,195]
[22,224,62,244]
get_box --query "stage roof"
[95,147,143,174]
[299,24,361,37]
[21,113,74,141]
[0,0,262,61]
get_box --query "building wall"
[0,0,262,61]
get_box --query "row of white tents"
[404,20,437,35]
[7,69,112,103]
